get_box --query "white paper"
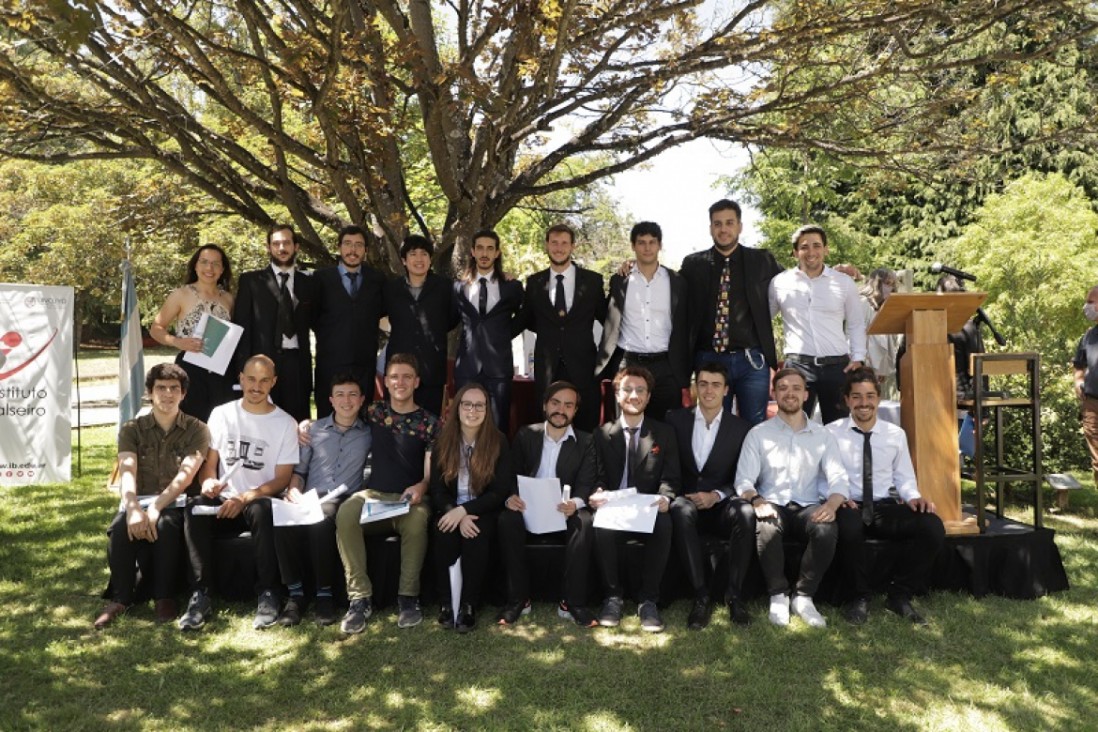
[181,312,244,376]
[270,489,325,526]
[191,504,221,516]
[449,559,463,621]
[319,484,349,503]
[592,493,660,533]
[360,496,410,524]
[517,475,567,534]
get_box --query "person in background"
[1074,285,1098,490]
[860,267,900,400]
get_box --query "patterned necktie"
[624,427,639,487]
[347,270,360,296]
[855,427,874,526]
[555,274,567,317]
[277,271,294,339]
[478,277,488,316]
[712,255,731,352]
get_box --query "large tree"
[1,0,1093,269]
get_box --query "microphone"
[930,262,977,282]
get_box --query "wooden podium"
[868,292,986,535]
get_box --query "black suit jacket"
[679,245,784,368]
[232,267,315,372]
[595,266,690,386]
[311,265,387,386]
[665,406,751,496]
[593,418,679,500]
[511,424,596,504]
[453,277,524,380]
[520,265,607,392]
[428,434,515,516]
[383,272,458,387]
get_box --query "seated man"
[95,363,208,629]
[498,381,598,628]
[829,367,946,625]
[590,366,680,633]
[666,362,754,629]
[180,355,300,631]
[274,374,370,627]
[334,353,439,633]
[735,368,848,628]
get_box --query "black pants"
[432,511,499,607]
[498,507,594,606]
[175,353,233,423]
[184,496,279,596]
[273,498,342,592]
[836,503,946,601]
[670,496,754,601]
[415,383,445,419]
[785,359,850,424]
[756,502,838,597]
[106,507,185,604]
[271,348,312,422]
[594,512,672,604]
[621,353,682,422]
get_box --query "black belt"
[785,353,849,367]
[623,350,669,364]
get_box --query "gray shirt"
[734,414,848,506]
[294,415,371,497]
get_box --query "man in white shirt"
[829,367,945,625]
[769,225,866,423]
[734,368,848,628]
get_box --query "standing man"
[383,235,457,417]
[179,355,300,631]
[497,381,598,628]
[520,224,607,432]
[94,363,208,629]
[769,225,866,423]
[312,224,387,418]
[830,367,945,625]
[681,199,783,425]
[453,229,524,433]
[335,354,440,633]
[734,368,848,628]
[666,362,754,629]
[589,366,680,633]
[233,223,315,421]
[1074,285,1098,489]
[596,221,691,420]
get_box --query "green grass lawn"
[74,346,177,383]
[2,426,1097,731]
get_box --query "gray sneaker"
[397,595,423,629]
[178,590,212,632]
[341,597,373,634]
[638,600,665,633]
[253,590,280,630]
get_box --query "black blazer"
[665,406,751,496]
[595,266,691,386]
[232,267,315,372]
[520,265,607,391]
[428,433,515,516]
[383,272,458,387]
[453,277,524,380]
[311,265,387,383]
[511,424,596,504]
[593,419,680,500]
[679,246,783,368]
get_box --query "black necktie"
[347,270,360,296]
[277,271,294,339]
[478,277,488,316]
[555,274,566,316]
[624,427,639,487]
[855,428,874,526]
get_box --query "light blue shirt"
[734,414,848,506]
[294,415,371,497]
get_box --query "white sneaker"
[768,593,790,627]
[792,594,827,628]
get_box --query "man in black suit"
[680,199,784,425]
[595,221,690,421]
[453,229,524,433]
[666,362,754,629]
[312,225,387,418]
[590,366,680,633]
[497,381,598,628]
[383,235,457,417]
[519,224,607,432]
[232,223,315,422]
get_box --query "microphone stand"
[975,307,1007,347]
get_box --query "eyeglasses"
[460,401,487,412]
[619,386,648,396]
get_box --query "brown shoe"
[94,601,129,630]
[155,598,178,624]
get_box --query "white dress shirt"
[691,407,728,500]
[271,263,300,350]
[734,414,848,506]
[768,265,866,361]
[618,265,673,354]
[549,263,576,311]
[824,417,921,503]
[536,423,585,509]
[464,274,501,313]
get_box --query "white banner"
[0,283,74,484]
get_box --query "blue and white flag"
[118,259,145,429]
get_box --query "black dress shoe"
[842,597,869,626]
[727,597,752,626]
[438,604,455,628]
[687,596,712,630]
[885,595,928,626]
[496,599,530,626]
[456,603,476,633]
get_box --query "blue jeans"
[695,349,771,425]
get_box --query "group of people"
[96,198,948,634]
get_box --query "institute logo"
[0,329,57,381]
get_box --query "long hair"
[463,229,505,283]
[185,244,233,291]
[435,382,503,494]
[860,267,895,310]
